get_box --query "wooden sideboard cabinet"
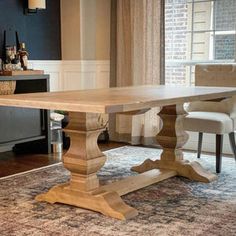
[0,75,51,153]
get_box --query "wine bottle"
[15,31,20,52]
[2,30,6,64]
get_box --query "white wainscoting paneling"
[29,60,63,91]
[29,60,110,91]
[62,61,110,90]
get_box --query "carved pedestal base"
[132,105,217,183]
[36,106,217,220]
[35,112,138,220]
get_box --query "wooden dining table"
[0,85,236,220]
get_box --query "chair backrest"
[187,64,236,114]
[195,64,236,87]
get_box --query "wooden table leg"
[131,104,217,183]
[36,112,138,220]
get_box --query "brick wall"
[165,0,236,85]
[215,35,235,60]
[215,0,236,31]
[215,0,236,60]
[165,0,188,84]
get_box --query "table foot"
[131,159,216,183]
[36,183,138,220]
[174,160,217,182]
[131,159,156,173]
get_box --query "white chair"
[183,64,236,173]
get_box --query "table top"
[0,85,235,113]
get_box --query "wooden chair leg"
[197,132,203,159]
[216,134,223,173]
[228,132,236,160]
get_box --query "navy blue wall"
[0,0,61,60]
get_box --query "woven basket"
[0,81,16,95]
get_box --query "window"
[165,0,236,85]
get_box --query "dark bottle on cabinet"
[2,30,6,64]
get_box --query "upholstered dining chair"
[183,64,236,173]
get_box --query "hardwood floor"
[0,142,231,179]
[0,142,126,178]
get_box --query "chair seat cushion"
[183,111,233,134]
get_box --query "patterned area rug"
[0,146,236,236]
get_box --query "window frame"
[165,0,236,85]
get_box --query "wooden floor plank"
[0,142,125,178]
